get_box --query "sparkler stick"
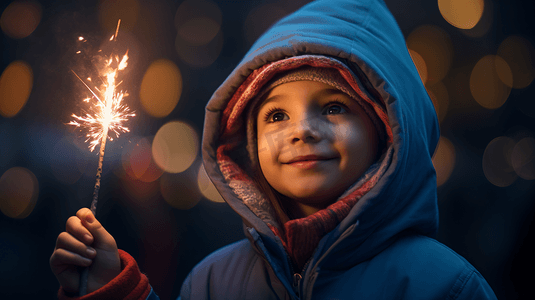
[68,19,134,296]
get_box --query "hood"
[202,0,439,273]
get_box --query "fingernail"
[87,247,96,256]
[84,233,92,242]
[85,213,94,223]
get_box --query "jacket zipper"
[295,223,359,299]
[292,258,312,299]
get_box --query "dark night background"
[1,0,534,299]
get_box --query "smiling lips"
[284,155,335,169]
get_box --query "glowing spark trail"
[68,20,134,295]
[68,20,134,212]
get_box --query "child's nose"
[289,117,322,144]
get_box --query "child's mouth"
[284,155,335,169]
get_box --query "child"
[50,0,498,299]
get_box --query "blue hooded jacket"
[163,0,498,299]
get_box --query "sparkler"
[68,19,134,296]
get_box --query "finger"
[76,208,117,250]
[50,248,92,271]
[66,215,93,245]
[55,232,97,259]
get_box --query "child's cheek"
[258,124,297,158]
[258,136,270,158]
[333,122,353,141]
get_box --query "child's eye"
[264,108,289,123]
[271,112,287,122]
[323,102,348,115]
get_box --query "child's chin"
[287,190,336,206]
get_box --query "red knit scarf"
[268,169,384,270]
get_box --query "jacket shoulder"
[389,235,473,270]
[378,234,497,299]
[189,239,257,281]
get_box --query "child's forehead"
[258,81,351,107]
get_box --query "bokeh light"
[197,164,224,203]
[432,136,456,186]
[497,35,535,89]
[122,137,164,182]
[98,0,140,33]
[438,0,484,30]
[0,1,42,39]
[160,168,201,210]
[406,25,453,85]
[152,121,199,173]
[426,81,449,123]
[174,0,223,68]
[174,0,222,46]
[459,0,492,38]
[482,136,517,187]
[0,167,39,219]
[512,137,535,180]
[470,55,513,109]
[0,61,33,118]
[120,175,160,205]
[139,59,182,118]
[408,49,428,84]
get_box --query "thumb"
[76,208,117,250]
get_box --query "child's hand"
[50,208,121,294]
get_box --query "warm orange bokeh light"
[407,25,453,85]
[140,59,182,118]
[482,136,517,187]
[0,1,42,39]
[432,136,456,186]
[197,164,224,203]
[497,35,535,89]
[0,167,39,219]
[470,55,513,109]
[152,121,199,173]
[438,0,484,30]
[0,61,33,118]
[459,0,493,38]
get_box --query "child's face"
[256,80,379,211]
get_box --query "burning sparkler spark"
[68,50,134,152]
[68,19,134,207]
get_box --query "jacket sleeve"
[58,249,154,300]
[448,268,497,300]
